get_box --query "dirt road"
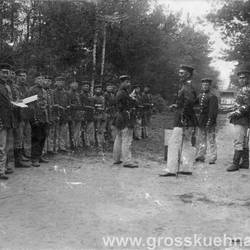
[0,113,250,250]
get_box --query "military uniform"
[29,77,49,167]
[53,77,70,152]
[0,66,15,179]
[104,86,116,143]
[160,65,197,176]
[81,86,95,147]
[16,69,32,160]
[93,86,106,151]
[43,78,56,154]
[113,75,138,168]
[68,83,84,149]
[227,69,250,171]
[141,87,153,138]
[195,79,218,164]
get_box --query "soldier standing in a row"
[29,75,49,167]
[0,64,15,179]
[53,76,70,152]
[160,65,197,177]
[113,75,138,168]
[80,82,95,148]
[227,67,250,172]
[195,78,218,164]
[93,85,106,152]
[68,81,84,150]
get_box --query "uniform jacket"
[68,90,84,121]
[53,88,70,123]
[93,95,106,120]
[113,88,137,130]
[173,80,198,128]
[197,91,218,128]
[80,91,94,122]
[29,85,49,124]
[0,79,14,129]
[230,86,250,126]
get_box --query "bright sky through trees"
[158,0,235,89]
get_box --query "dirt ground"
[0,113,250,250]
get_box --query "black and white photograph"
[0,0,250,249]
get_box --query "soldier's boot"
[239,148,249,169]
[14,149,31,168]
[31,160,40,167]
[39,156,49,163]
[227,150,242,172]
[20,148,31,162]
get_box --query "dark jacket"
[230,86,250,126]
[0,79,13,129]
[173,81,198,127]
[80,91,94,122]
[53,88,70,123]
[28,85,48,124]
[113,88,137,130]
[198,91,218,128]
[68,90,84,121]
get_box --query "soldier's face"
[71,82,78,90]
[201,82,210,92]
[0,69,10,81]
[179,69,190,82]
[135,87,140,93]
[35,76,44,86]
[238,74,248,87]
[82,85,89,92]
[18,73,27,83]
[95,88,102,95]
[56,81,64,89]
[106,86,113,92]
[144,87,149,93]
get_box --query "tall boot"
[20,148,30,162]
[14,149,31,168]
[227,150,242,172]
[239,148,249,169]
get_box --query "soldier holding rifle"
[227,67,250,172]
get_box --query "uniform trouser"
[134,118,142,139]
[31,123,47,161]
[106,117,115,142]
[0,128,13,174]
[71,120,82,148]
[21,120,31,157]
[113,127,134,164]
[233,124,249,150]
[44,123,56,153]
[95,118,106,149]
[54,122,69,151]
[142,112,151,137]
[196,126,217,162]
[83,121,95,147]
[163,127,196,173]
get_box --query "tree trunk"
[100,22,107,86]
[10,0,14,43]
[91,27,98,96]
[26,11,30,42]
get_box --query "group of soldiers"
[0,63,153,180]
[159,64,250,177]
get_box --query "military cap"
[16,68,27,76]
[94,84,102,89]
[201,78,213,84]
[55,76,66,82]
[180,64,194,74]
[119,75,130,81]
[0,63,12,71]
[237,69,250,76]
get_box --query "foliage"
[0,0,218,101]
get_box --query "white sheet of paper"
[11,101,28,108]
[22,95,38,104]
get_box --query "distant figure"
[195,78,218,164]
[227,67,250,172]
